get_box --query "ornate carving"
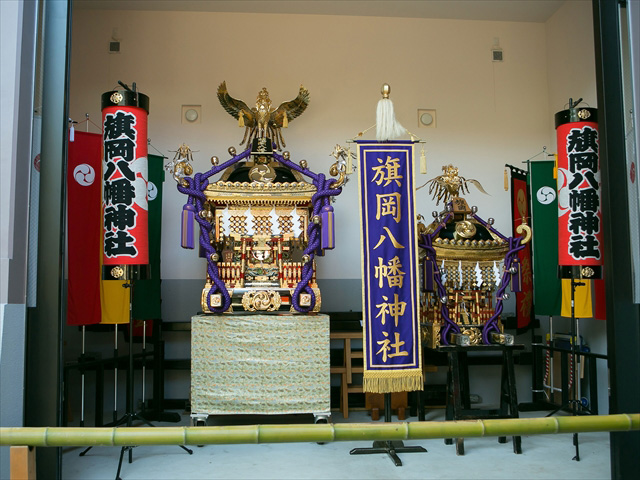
[462,327,482,345]
[241,290,282,312]
[454,220,477,239]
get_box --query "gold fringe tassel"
[238,111,245,128]
[346,146,353,174]
[504,167,509,191]
[363,371,424,394]
[283,111,288,128]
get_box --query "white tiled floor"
[61,409,611,480]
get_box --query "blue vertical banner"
[358,141,423,393]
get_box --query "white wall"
[545,0,598,139]
[70,9,551,286]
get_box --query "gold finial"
[381,83,391,99]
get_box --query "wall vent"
[492,49,503,62]
[109,41,120,54]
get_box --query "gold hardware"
[578,109,591,120]
[110,266,124,279]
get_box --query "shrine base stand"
[440,344,523,456]
[190,314,330,422]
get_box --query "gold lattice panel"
[252,216,274,235]
[216,206,308,240]
[229,215,247,236]
[438,260,503,290]
[278,215,294,234]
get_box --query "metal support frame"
[77,279,193,479]
[441,345,522,456]
[592,0,640,478]
[545,276,593,461]
[24,1,71,478]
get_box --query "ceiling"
[74,0,566,23]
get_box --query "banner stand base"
[78,277,193,478]
[545,272,596,462]
[349,393,427,466]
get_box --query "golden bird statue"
[217,81,310,150]
[419,164,489,205]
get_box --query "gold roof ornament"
[164,143,195,186]
[217,81,310,150]
[419,165,507,260]
[419,164,489,205]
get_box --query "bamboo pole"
[1,414,637,447]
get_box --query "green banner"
[530,160,561,316]
[132,154,165,319]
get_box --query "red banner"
[510,167,533,330]
[67,131,102,325]
[556,115,603,267]
[102,105,149,265]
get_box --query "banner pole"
[113,324,118,424]
[571,275,580,461]
[80,326,85,428]
[142,320,147,415]
[549,316,554,397]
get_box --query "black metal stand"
[138,319,181,423]
[349,393,427,466]
[78,279,193,477]
[78,324,121,456]
[545,275,592,462]
[441,344,522,455]
[112,280,193,480]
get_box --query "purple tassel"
[181,203,196,249]
[321,205,335,250]
[422,257,434,292]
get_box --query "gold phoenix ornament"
[420,164,488,205]
[217,81,310,150]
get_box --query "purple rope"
[481,235,526,344]
[418,211,528,346]
[273,152,342,312]
[471,211,527,342]
[418,213,460,346]
[176,149,251,313]
[176,148,342,314]
[272,152,320,182]
[470,213,508,241]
